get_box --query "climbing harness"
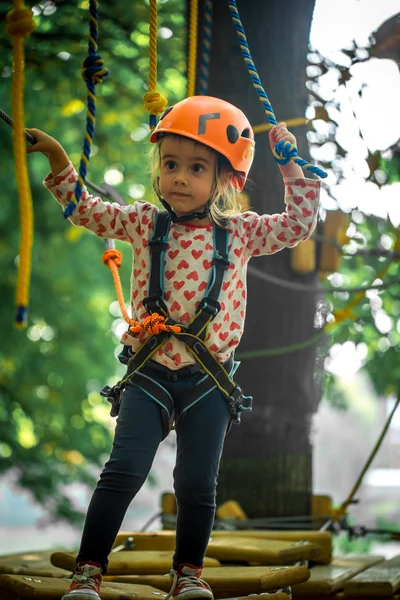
[100,210,253,433]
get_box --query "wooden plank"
[292,554,385,597]
[206,536,319,565]
[113,531,176,552]
[0,549,69,577]
[335,594,400,600]
[113,530,332,564]
[104,565,310,598]
[0,574,166,600]
[222,595,290,600]
[51,550,220,574]
[343,555,400,597]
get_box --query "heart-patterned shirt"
[44,165,321,370]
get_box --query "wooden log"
[113,530,332,564]
[51,550,220,574]
[343,555,400,597]
[206,536,319,565]
[0,549,69,577]
[104,565,310,598]
[0,574,166,600]
[292,554,385,597]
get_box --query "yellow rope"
[187,0,199,97]
[143,0,167,129]
[6,1,36,328]
[253,116,308,134]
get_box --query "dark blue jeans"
[76,364,231,573]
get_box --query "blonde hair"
[149,134,245,227]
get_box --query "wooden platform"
[342,555,400,597]
[113,529,332,564]
[104,565,310,597]
[0,574,166,600]
[0,550,69,577]
[206,536,319,565]
[51,550,220,574]
[291,554,385,597]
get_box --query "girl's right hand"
[25,128,71,176]
[25,128,65,157]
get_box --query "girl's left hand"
[269,122,297,151]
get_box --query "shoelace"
[73,567,101,589]
[164,571,211,600]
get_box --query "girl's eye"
[192,163,204,173]
[165,161,176,170]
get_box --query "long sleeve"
[237,177,321,259]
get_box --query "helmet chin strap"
[154,177,217,223]
[158,195,211,223]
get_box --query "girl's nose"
[173,170,187,185]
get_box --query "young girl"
[27,95,321,600]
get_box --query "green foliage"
[0,0,185,524]
[333,531,374,555]
[308,44,400,400]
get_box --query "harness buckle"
[196,297,220,318]
[228,386,253,424]
[214,251,231,269]
[143,294,167,314]
[148,236,167,249]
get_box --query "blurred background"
[0,0,399,558]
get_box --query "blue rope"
[228,0,327,179]
[199,0,213,95]
[64,0,109,218]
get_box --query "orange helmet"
[149,96,255,190]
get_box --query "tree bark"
[190,0,323,518]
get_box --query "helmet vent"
[227,125,239,144]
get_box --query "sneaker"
[165,564,214,600]
[62,561,103,600]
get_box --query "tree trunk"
[190,0,323,518]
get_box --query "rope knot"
[6,7,36,38]
[272,139,299,166]
[130,312,181,335]
[82,54,110,84]
[102,249,123,268]
[143,91,168,118]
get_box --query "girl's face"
[158,136,217,221]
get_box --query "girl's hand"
[269,122,303,179]
[269,122,297,151]
[25,128,64,157]
[25,128,71,176]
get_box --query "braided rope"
[143,0,168,129]
[199,0,213,95]
[228,0,327,179]
[187,0,199,96]
[63,0,109,218]
[6,1,36,327]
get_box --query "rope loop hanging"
[63,0,109,218]
[187,0,199,97]
[199,0,213,95]
[228,0,327,179]
[6,0,36,327]
[144,0,168,129]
